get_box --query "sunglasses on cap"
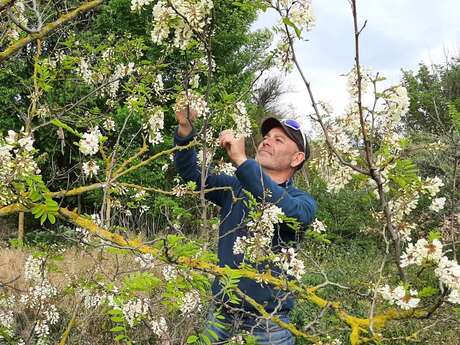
[280,119,307,151]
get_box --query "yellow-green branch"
[0,203,28,216]
[113,141,197,179]
[57,207,433,344]
[235,287,320,343]
[0,0,103,63]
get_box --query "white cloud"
[253,0,460,118]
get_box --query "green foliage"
[122,272,162,293]
[220,266,242,304]
[298,169,379,239]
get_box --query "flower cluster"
[0,129,40,205]
[134,253,155,269]
[79,127,102,156]
[16,256,60,344]
[233,203,284,261]
[78,58,93,84]
[214,160,236,176]
[429,197,446,212]
[131,0,154,12]
[197,148,214,167]
[24,255,45,282]
[150,0,214,49]
[0,297,15,338]
[435,257,460,304]
[378,284,420,310]
[180,290,202,315]
[401,237,460,304]
[144,106,165,145]
[273,247,305,279]
[230,101,252,138]
[278,0,315,32]
[311,218,327,233]
[78,288,107,309]
[400,238,443,267]
[82,160,99,178]
[174,90,209,118]
[162,265,179,281]
[150,316,169,338]
[121,298,150,326]
[103,118,116,131]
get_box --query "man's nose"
[262,137,272,146]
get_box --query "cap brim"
[261,117,298,145]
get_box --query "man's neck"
[263,168,292,185]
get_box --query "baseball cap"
[261,117,310,163]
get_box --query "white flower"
[5,130,17,144]
[180,290,202,315]
[154,74,164,93]
[173,90,209,118]
[24,256,45,282]
[172,184,189,197]
[78,288,107,309]
[273,247,305,280]
[396,289,420,310]
[121,298,149,327]
[78,58,93,84]
[197,148,213,167]
[447,288,460,304]
[79,127,102,156]
[150,317,169,337]
[423,176,444,197]
[144,107,164,145]
[231,101,252,138]
[135,253,155,269]
[162,265,178,281]
[435,256,460,290]
[233,236,248,255]
[82,160,99,178]
[378,284,420,310]
[18,136,34,151]
[131,0,154,12]
[311,219,327,233]
[214,161,236,175]
[400,238,443,267]
[429,197,446,212]
[103,118,115,131]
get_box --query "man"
[174,108,317,344]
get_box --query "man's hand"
[176,106,198,137]
[219,130,247,167]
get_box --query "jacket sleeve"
[235,159,317,227]
[173,128,238,207]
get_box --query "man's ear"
[290,152,305,169]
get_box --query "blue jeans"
[204,307,295,345]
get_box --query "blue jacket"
[174,129,317,313]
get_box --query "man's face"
[255,126,304,172]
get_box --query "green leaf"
[110,316,124,323]
[186,335,198,344]
[122,272,162,293]
[40,213,47,225]
[110,326,125,332]
[418,286,439,298]
[114,334,127,341]
[108,308,123,315]
[428,230,442,241]
[282,17,302,39]
[207,329,218,340]
[48,214,56,224]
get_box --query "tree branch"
[0,0,103,63]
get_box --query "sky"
[252,0,460,132]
